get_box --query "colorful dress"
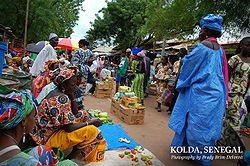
[31,94,90,145]
[0,146,58,166]
[155,63,172,104]
[71,48,93,92]
[31,94,106,163]
[32,71,50,98]
[131,60,145,100]
[226,55,250,131]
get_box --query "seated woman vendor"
[0,90,76,165]
[30,66,106,163]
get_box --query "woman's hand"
[89,118,103,127]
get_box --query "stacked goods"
[95,78,114,98]
[119,105,145,125]
[120,96,138,108]
[110,86,145,125]
[110,98,120,116]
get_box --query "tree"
[86,0,150,50]
[143,0,250,41]
[88,0,249,49]
[0,0,84,43]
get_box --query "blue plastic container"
[0,41,7,77]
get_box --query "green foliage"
[143,0,250,40]
[0,0,84,43]
[86,0,149,49]
[87,0,249,49]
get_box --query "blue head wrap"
[200,14,223,33]
[0,90,37,130]
[132,48,143,55]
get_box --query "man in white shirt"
[30,33,59,76]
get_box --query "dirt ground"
[85,95,249,166]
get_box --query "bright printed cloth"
[32,59,59,98]
[0,145,58,166]
[131,73,144,100]
[0,90,37,130]
[45,125,106,163]
[31,94,90,145]
[155,63,172,80]
[131,60,139,73]
[71,48,93,79]
[32,71,51,98]
[51,67,77,85]
[225,54,250,131]
[228,55,250,95]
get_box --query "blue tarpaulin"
[99,124,141,150]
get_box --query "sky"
[70,0,244,44]
[70,0,107,41]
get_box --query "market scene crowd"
[0,9,249,166]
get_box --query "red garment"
[32,71,50,98]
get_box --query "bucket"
[0,41,7,77]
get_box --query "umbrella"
[57,38,78,50]
[26,41,48,53]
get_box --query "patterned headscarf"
[200,14,223,33]
[0,90,37,130]
[44,59,58,71]
[51,66,78,85]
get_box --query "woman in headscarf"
[131,50,146,104]
[226,37,250,131]
[219,37,250,147]
[0,90,76,165]
[154,55,172,112]
[30,66,106,163]
[32,59,59,98]
[169,14,228,166]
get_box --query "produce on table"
[86,109,113,124]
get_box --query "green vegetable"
[99,117,107,121]
[99,112,108,118]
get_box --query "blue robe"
[169,44,226,165]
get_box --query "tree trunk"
[161,36,166,56]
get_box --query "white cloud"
[70,0,107,41]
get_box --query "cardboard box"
[110,100,120,116]
[118,105,145,125]
[110,99,145,125]
[97,79,114,90]
[95,88,112,98]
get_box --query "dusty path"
[85,95,248,166]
